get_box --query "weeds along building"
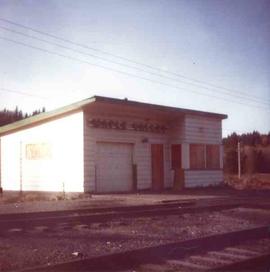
[0,96,227,193]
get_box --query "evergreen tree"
[0,107,46,126]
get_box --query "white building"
[0,96,227,193]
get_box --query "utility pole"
[237,142,241,179]
[20,141,23,195]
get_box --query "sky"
[0,0,269,136]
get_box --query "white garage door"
[96,142,133,192]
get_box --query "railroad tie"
[190,255,231,265]
[33,226,49,232]
[225,247,261,256]
[208,251,248,260]
[8,228,23,233]
[138,263,167,271]
[167,259,208,270]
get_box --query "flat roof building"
[0,96,227,193]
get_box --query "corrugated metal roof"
[0,95,227,136]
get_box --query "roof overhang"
[0,97,95,136]
[88,96,228,119]
[0,95,227,136]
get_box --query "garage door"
[96,142,133,192]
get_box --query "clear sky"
[0,0,269,136]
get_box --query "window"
[190,144,220,170]
[190,144,205,169]
[206,145,220,169]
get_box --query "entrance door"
[96,143,133,192]
[171,144,184,189]
[171,144,182,169]
[151,144,164,191]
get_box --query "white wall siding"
[169,118,185,143]
[181,115,223,187]
[183,115,222,144]
[181,143,190,169]
[1,112,84,192]
[84,113,172,192]
[184,170,223,187]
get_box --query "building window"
[206,145,220,169]
[190,144,220,170]
[190,144,205,169]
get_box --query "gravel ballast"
[1,208,270,271]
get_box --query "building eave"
[0,97,96,136]
[92,96,228,120]
[0,95,227,137]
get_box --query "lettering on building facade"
[87,118,168,133]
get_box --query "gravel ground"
[0,192,224,215]
[1,208,270,271]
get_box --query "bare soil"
[224,174,270,190]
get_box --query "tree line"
[223,131,270,148]
[0,106,46,127]
[223,131,270,174]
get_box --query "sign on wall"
[87,118,168,133]
[25,143,52,160]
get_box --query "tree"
[0,107,46,127]
[223,131,270,174]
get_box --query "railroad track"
[0,199,196,220]
[1,194,261,222]
[0,201,240,235]
[17,225,270,272]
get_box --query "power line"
[0,89,268,136]
[0,86,82,101]
[0,17,269,105]
[0,87,48,99]
[1,25,270,107]
[1,36,270,112]
[0,90,264,136]
[0,88,266,135]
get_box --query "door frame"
[151,143,164,191]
